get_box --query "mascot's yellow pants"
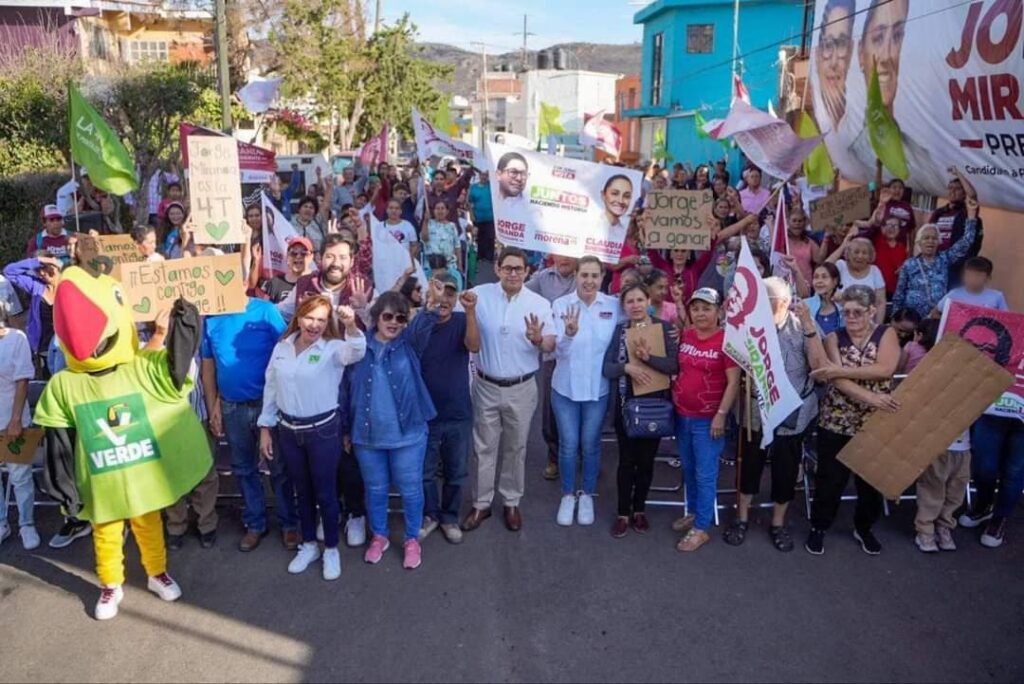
[92,511,166,586]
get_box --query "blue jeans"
[551,390,608,495]
[0,463,34,527]
[971,414,1024,518]
[278,412,342,548]
[675,415,725,531]
[423,419,472,525]
[222,400,297,533]
[355,432,428,542]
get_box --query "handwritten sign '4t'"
[187,136,245,245]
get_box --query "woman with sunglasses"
[258,295,366,581]
[805,284,900,556]
[343,285,445,570]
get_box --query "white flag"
[411,107,486,169]
[236,78,282,114]
[260,192,298,277]
[722,238,802,447]
[579,110,622,157]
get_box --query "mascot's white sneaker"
[95,585,124,620]
[147,573,182,602]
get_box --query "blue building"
[627,0,806,177]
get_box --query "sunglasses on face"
[288,250,309,258]
[380,312,409,324]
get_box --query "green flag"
[69,83,137,195]
[433,98,452,134]
[538,102,566,136]
[866,63,908,179]
[652,127,673,164]
[798,111,835,186]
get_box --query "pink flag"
[732,74,751,105]
[712,101,820,181]
[579,111,622,157]
[769,189,791,279]
[359,124,389,166]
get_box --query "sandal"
[723,520,748,546]
[770,525,794,552]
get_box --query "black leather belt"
[477,370,537,387]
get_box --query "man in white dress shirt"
[461,247,555,533]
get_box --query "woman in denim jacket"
[343,285,442,570]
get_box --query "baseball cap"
[432,271,459,291]
[687,287,721,307]
[286,236,314,253]
[42,204,62,220]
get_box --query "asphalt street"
[1,419,1023,683]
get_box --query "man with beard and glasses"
[277,234,376,326]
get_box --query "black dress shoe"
[503,506,522,532]
[199,530,217,549]
[460,508,492,532]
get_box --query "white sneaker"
[345,516,367,547]
[577,494,595,526]
[19,525,40,550]
[288,542,321,574]
[557,495,576,526]
[914,532,939,553]
[419,516,439,541]
[0,521,10,545]
[94,585,123,620]
[147,573,182,602]
[322,548,341,581]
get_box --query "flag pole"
[67,81,81,238]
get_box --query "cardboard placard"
[0,428,44,465]
[643,189,715,250]
[75,233,144,278]
[625,323,671,395]
[186,136,245,245]
[118,254,247,322]
[838,336,1013,499]
[809,185,871,231]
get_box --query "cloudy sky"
[382,0,645,51]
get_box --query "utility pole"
[374,0,382,33]
[214,0,233,132]
[472,42,489,147]
[516,14,535,71]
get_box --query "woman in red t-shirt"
[672,287,740,553]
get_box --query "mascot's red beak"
[53,280,109,362]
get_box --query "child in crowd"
[907,319,971,553]
[931,256,1008,317]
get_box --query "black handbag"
[621,397,675,439]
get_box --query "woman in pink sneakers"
[342,286,446,570]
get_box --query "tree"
[271,4,451,150]
[0,39,81,175]
[356,16,452,142]
[89,61,216,218]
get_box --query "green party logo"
[74,394,162,474]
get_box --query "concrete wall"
[507,70,618,142]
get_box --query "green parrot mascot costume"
[34,266,212,620]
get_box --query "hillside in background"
[417,42,642,95]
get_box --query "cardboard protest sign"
[0,428,44,465]
[75,233,144,278]
[180,123,277,184]
[485,141,643,263]
[722,238,802,447]
[118,254,247,322]
[186,136,245,245]
[625,323,670,395]
[809,185,871,231]
[643,190,715,249]
[838,336,1012,499]
[938,301,1024,420]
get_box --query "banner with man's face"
[485,141,643,263]
[809,0,1024,212]
[938,300,1024,419]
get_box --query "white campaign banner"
[260,192,298,278]
[809,0,1024,210]
[723,238,803,448]
[485,141,644,263]
[412,108,486,169]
